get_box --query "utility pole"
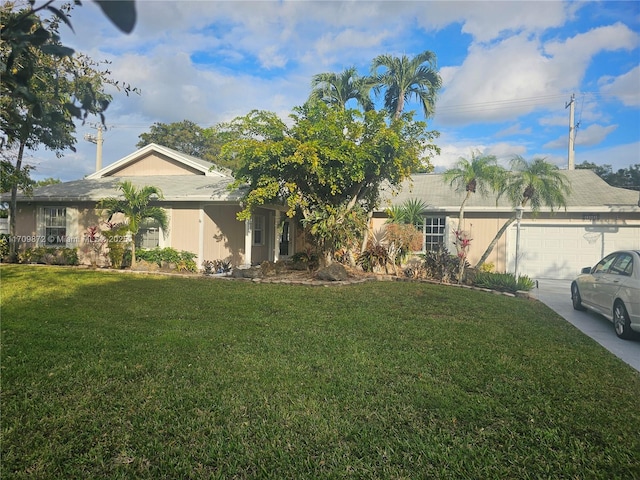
[565,93,575,170]
[84,124,104,172]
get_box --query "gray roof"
[6,166,638,213]
[10,175,244,203]
[382,169,639,213]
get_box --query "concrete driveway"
[533,279,640,373]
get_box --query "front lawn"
[2,265,639,479]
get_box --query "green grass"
[2,265,639,479]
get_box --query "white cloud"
[599,65,640,107]
[495,123,532,137]
[576,141,640,170]
[544,123,618,149]
[437,34,557,124]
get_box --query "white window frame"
[42,207,67,246]
[252,214,265,246]
[417,216,446,252]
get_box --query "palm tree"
[99,180,168,268]
[309,66,374,111]
[370,50,442,120]
[474,156,571,269]
[443,151,504,231]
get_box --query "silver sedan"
[571,250,640,340]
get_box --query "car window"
[593,253,617,274]
[610,254,633,276]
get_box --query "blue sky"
[29,0,640,182]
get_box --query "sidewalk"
[533,279,640,373]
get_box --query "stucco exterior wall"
[169,206,200,256]
[370,210,640,274]
[110,153,203,176]
[202,204,245,266]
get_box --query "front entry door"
[279,220,291,257]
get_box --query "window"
[136,219,161,249]
[252,215,264,246]
[417,217,445,251]
[44,207,66,245]
[610,253,633,276]
[594,253,617,274]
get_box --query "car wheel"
[571,283,586,311]
[613,302,634,340]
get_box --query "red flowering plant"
[453,229,472,283]
[84,225,107,267]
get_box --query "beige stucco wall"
[202,204,245,266]
[110,153,203,176]
[168,206,200,256]
[370,210,640,274]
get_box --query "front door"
[279,220,291,257]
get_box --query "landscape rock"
[316,263,349,282]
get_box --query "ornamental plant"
[453,229,472,283]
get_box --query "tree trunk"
[458,191,471,232]
[394,94,405,120]
[474,214,516,269]
[8,140,26,261]
[130,238,136,269]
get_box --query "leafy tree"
[35,177,61,187]
[309,66,374,111]
[137,120,209,157]
[1,0,136,128]
[98,180,168,269]
[577,161,640,191]
[1,3,137,259]
[371,50,442,120]
[223,101,439,264]
[137,120,244,172]
[474,156,571,269]
[443,151,504,231]
[1,159,34,196]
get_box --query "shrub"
[291,249,319,271]
[136,247,198,272]
[104,224,129,269]
[473,272,536,293]
[384,223,422,267]
[479,262,495,273]
[19,246,78,266]
[202,259,232,275]
[418,247,460,283]
[357,243,389,273]
[0,234,9,260]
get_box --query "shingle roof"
[382,169,639,213]
[13,175,243,203]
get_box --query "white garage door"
[507,223,640,280]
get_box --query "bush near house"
[18,246,79,266]
[474,271,536,293]
[202,259,232,275]
[136,247,197,272]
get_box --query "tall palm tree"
[99,180,168,268]
[443,151,504,231]
[474,156,571,269]
[309,66,374,111]
[371,50,442,120]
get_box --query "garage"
[507,222,640,280]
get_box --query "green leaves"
[227,101,438,261]
[94,0,137,33]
